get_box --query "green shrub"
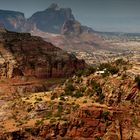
[75,67,96,77]
[96,93,105,104]
[58,102,64,105]
[64,83,75,96]
[75,69,86,77]
[80,86,86,92]
[73,91,83,98]
[114,58,127,65]
[55,105,63,117]
[121,73,127,80]
[101,111,110,121]
[91,80,102,95]
[75,77,83,83]
[90,80,105,103]
[50,95,56,100]
[109,67,119,75]
[35,119,44,126]
[65,84,75,92]
[85,67,96,76]
[58,105,63,112]
[135,76,140,89]
[35,97,42,102]
[45,111,53,119]
[83,100,87,103]
[84,110,91,116]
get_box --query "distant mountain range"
[0,3,124,53]
[0,3,139,36]
[0,3,108,53]
[0,3,92,34]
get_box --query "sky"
[0,0,140,33]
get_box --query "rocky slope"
[0,26,85,97]
[0,60,139,139]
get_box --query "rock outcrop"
[61,20,82,36]
[0,61,139,139]
[0,28,85,79]
[0,28,85,96]
[0,10,26,32]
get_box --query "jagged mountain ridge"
[0,3,91,34]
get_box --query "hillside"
[0,26,85,99]
[0,60,139,139]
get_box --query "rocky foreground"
[0,60,139,139]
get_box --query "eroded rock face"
[61,20,82,36]
[0,10,26,32]
[0,30,85,79]
[27,3,75,33]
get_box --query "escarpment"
[0,29,85,79]
[0,28,85,96]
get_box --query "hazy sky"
[0,0,140,33]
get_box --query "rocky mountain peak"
[28,4,75,33]
[0,4,78,33]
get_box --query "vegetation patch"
[35,119,44,126]
[99,63,119,76]
[135,76,140,89]
[75,67,96,77]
